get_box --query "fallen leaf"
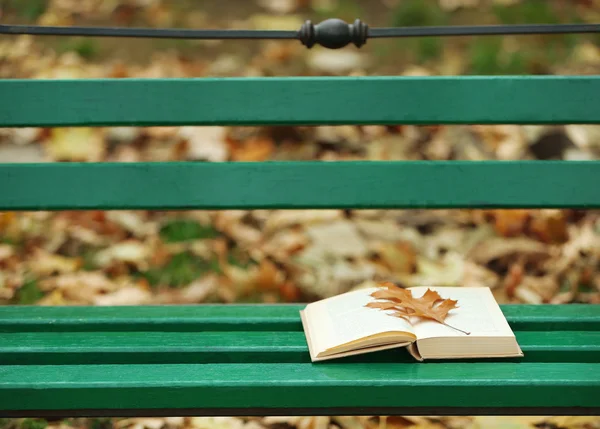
[40,272,117,304]
[263,210,342,235]
[46,128,106,161]
[248,14,304,31]
[279,281,301,302]
[519,275,559,303]
[308,49,368,74]
[470,416,544,429]
[95,240,151,270]
[0,244,14,262]
[412,252,465,287]
[93,286,152,306]
[366,282,467,334]
[462,260,499,289]
[118,418,173,429]
[468,237,549,265]
[529,210,569,244]
[176,275,218,303]
[190,417,265,429]
[257,0,299,14]
[305,220,368,258]
[229,136,274,161]
[513,285,543,304]
[296,253,377,297]
[260,229,308,261]
[541,415,600,429]
[28,249,81,275]
[106,211,157,238]
[489,209,531,237]
[180,126,229,162]
[375,241,417,274]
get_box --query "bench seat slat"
[1,331,599,365]
[2,77,599,127]
[1,304,599,332]
[2,161,599,210]
[0,363,598,417]
[1,305,599,416]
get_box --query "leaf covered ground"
[1,0,600,429]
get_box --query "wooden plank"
[3,406,600,419]
[1,77,599,127]
[0,363,598,416]
[1,161,599,210]
[2,304,599,332]
[1,331,598,365]
[0,304,303,332]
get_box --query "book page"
[409,286,514,340]
[303,287,416,356]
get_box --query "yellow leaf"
[46,128,105,162]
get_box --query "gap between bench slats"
[1,331,598,365]
[2,161,599,210]
[0,363,598,416]
[1,77,600,127]
[1,304,599,332]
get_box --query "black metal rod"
[0,24,296,40]
[370,23,600,38]
[1,21,599,50]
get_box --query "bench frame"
[1,75,599,418]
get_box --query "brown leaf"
[279,281,301,302]
[503,260,525,299]
[365,282,467,334]
[529,211,569,244]
[365,301,397,311]
[489,209,531,237]
[230,136,274,162]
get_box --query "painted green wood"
[2,161,599,210]
[0,363,598,415]
[1,77,599,127]
[1,304,599,332]
[1,331,598,365]
[0,304,303,332]
[1,304,598,416]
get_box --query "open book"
[300,286,524,362]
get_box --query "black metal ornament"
[299,18,369,49]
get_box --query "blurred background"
[0,0,599,428]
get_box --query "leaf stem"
[443,322,471,335]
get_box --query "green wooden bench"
[1,75,600,418]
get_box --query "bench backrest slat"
[2,76,600,127]
[1,304,599,333]
[1,161,599,210]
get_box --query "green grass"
[81,248,100,271]
[57,38,100,60]
[493,0,560,25]
[391,0,446,27]
[159,219,220,243]
[20,420,47,429]
[140,251,220,288]
[468,37,529,75]
[390,0,446,65]
[6,0,47,21]
[13,280,43,305]
[490,0,582,70]
[228,246,257,269]
[88,418,114,429]
[0,237,16,246]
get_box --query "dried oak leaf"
[365,282,469,334]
